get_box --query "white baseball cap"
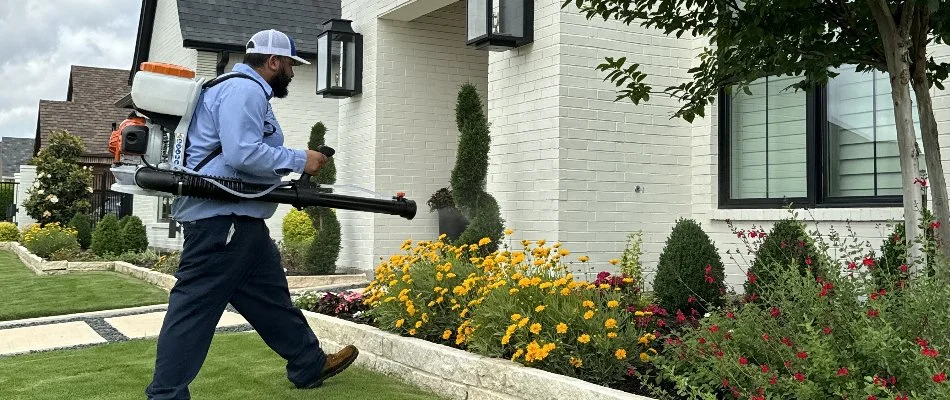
[245,29,310,65]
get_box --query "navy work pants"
[145,215,327,399]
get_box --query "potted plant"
[428,187,467,242]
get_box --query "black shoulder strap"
[189,72,268,172]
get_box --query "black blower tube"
[133,167,417,220]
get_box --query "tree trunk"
[868,0,924,270]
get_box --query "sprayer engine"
[109,62,416,220]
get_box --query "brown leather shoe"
[298,345,360,389]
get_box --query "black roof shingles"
[176,0,342,57]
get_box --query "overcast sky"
[0,1,142,139]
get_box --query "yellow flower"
[539,282,553,289]
[478,237,491,246]
[504,228,514,235]
[395,319,404,328]
[415,320,423,329]
[501,334,512,345]
[577,334,591,344]
[556,323,568,334]
[634,311,645,317]
[640,352,650,362]
[530,323,542,335]
[583,300,595,309]
[535,305,546,312]
[615,349,627,360]
[560,287,571,296]
[584,310,594,320]
[537,239,546,246]
[569,357,583,368]
[578,255,589,262]
[608,332,618,338]
[609,258,620,265]
[511,314,522,322]
[511,348,524,360]
[409,328,416,336]
[559,249,570,256]
[509,288,520,295]
[605,318,618,329]
[607,300,619,308]
[518,317,530,328]
[443,330,452,340]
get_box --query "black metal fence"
[89,169,133,224]
[0,180,15,222]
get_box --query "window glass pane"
[730,79,767,199]
[729,77,807,199]
[826,65,923,197]
[767,76,807,197]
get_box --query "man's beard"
[270,70,292,98]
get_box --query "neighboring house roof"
[0,137,36,178]
[130,0,341,83]
[35,66,133,158]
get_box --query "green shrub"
[120,215,149,253]
[68,213,93,250]
[305,208,341,275]
[450,83,504,251]
[744,218,820,303]
[23,130,93,225]
[153,251,181,275]
[21,222,79,259]
[306,122,336,186]
[875,211,938,289]
[48,247,101,262]
[651,218,725,317]
[651,219,950,400]
[91,214,124,257]
[0,221,18,242]
[282,208,316,246]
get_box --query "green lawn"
[0,332,443,400]
[0,250,169,321]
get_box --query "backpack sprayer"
[107,62,416,222]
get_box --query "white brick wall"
[14,166,36,230]
[147,0,197,70]
[373,1,488,268]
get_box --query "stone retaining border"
[0,242,368,291]
[301,310,655,400]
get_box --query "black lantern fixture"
[466,0,533,51]
[316,19,362,98]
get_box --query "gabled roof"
[130,0,341,83]
[35,66,133,158]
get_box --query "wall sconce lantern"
[316,19,362,98]
[466,0,533,51]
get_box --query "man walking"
[145,29,359,399]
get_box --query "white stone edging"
[301,310,654,400]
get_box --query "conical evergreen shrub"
[303,121,340,275]
[91,214,124,256]
[744,218,819,302]
[120,215,149,253]
[68,213,93,250]
[652,218,725,316]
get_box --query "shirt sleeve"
[214,82,307,178]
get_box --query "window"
[158,197,172,222]
[719,65,924,208]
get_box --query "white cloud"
[0,0,141,139]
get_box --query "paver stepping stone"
[0,321,106,356]
[105,311,248,339]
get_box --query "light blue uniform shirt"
[171,63,307,222]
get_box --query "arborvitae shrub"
[652,218,725,316]
[744,218,819,302]
[120,215,149,253]
[68,213,93,250]
[91,214,124,257]
[283,208,316,246]
[450,83,504,250]
[306,208,341,275]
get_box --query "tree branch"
[898,0,917,40]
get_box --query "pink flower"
[837,367,849,376]
[794,372,805,382]
[934,372,946,383]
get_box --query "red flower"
[868,396,877,400]
[916,337,930,347]
[781,337,793,347]
[739,356,748,366]
[784,361,792,368]
[713,349,724,358]
[699,337,707,344]
[761,333,770,342]
[847,261,858,270]
[727,311,735,319]
[867,309,879,318]
[705,275,714,284]
[915,177,928,187]
[932,221,941,229]
[823,326,832,335]
[708,325,719,333]
[769,375,777,385]
[805,256,812,265]
[750,230,758,238]
[770,307,781,318]
[863,257,875,267]
[761,364,770,373]
[797,351,808,359]
[896,394,908,400]
[871,292,880,300]
[837,367,849,376]
[747,271,758,284]
[922,347,939,358]
[721,379,729,388]
[798,240,805,248]
[794,372,805,382]
[900,264,909,273]
[688,296,695,304]
[934,371,946,383]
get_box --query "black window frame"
[718,79,910,210]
